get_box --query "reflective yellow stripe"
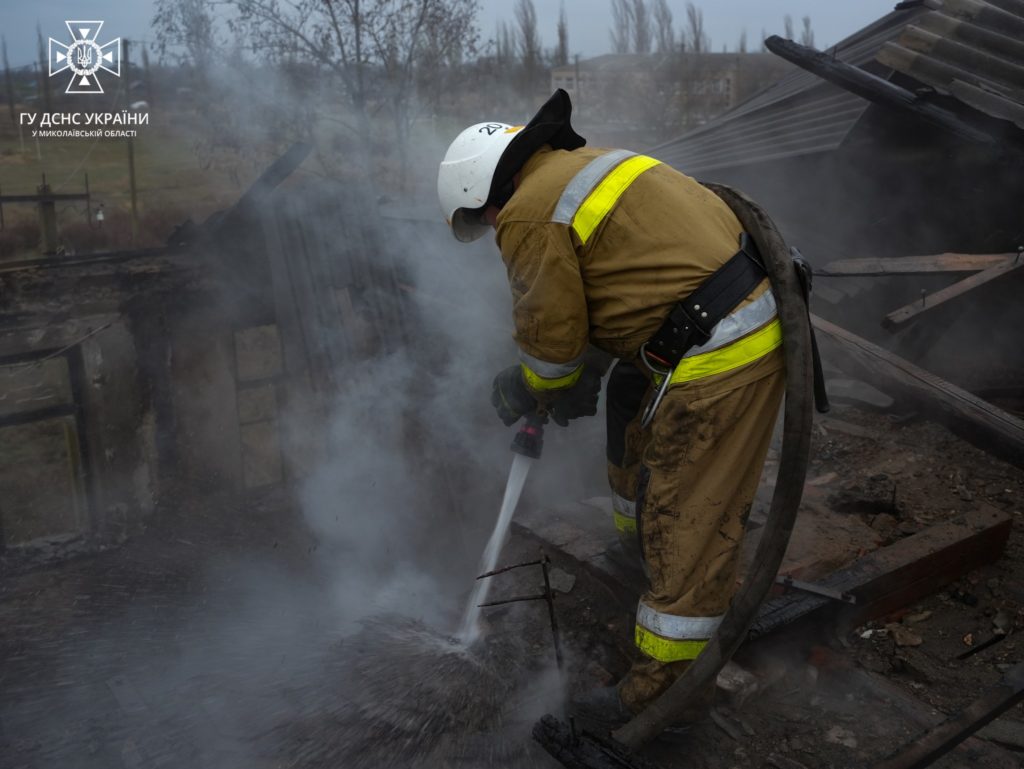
[635,625,707,662]
[572,155,661,244]
[614,509,637,536]
[669,318,782,385]
[521,362,582,391]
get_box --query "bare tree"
[653,0,674,54]
[157,0,479,176]
[738,28,747,54]
[555,2,569,67]
[800,15,815,47]
[153,0,218,75]
[609,0,632,55]
[514,0,541,91]
[784,14,795,40]
[495,21,514,66]
[684,3,709,55]
[632,0,652,54]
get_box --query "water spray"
[457,412,547,644]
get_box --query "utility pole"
[141,45,154,108]
[123,38,139,245]
[36,25,52,113]
[1,36,20,153]
[574,54,581,112]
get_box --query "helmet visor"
[451,207,491,243]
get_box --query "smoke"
[0,33,624,769]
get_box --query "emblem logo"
[49,21,121,94]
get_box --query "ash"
[270,615,561,768]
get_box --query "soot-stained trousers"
[495,145,784,711]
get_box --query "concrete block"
[237,383,277,424]
[516,497,615,564]
[234,324,283,382]
[240,420,283,488]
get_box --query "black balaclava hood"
[486,89,587,209]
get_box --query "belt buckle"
[638,341,672,377]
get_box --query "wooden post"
[84,172,92,227]
[37,173,58,255]
[123,39,139,245]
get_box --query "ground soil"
[1,402,1022,769]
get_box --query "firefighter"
[437,90,785,722]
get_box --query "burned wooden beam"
[811,314,1024,466]
[818,252,1016,277]
[883,254,1024,327]
[750,506,1012,638]
[192,141,313,243]
[871,662,1024,769]
[533,716,659,769]
[764,36,996,145]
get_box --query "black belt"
[642,232,767,370]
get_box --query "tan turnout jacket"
[495,146,758,370]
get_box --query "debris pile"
[271,615,556,768]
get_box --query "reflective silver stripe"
[518,349,585,379]
[682,289,777,359]
[636,601,723,640]
[552,149,636,225]
[612,491,636,517]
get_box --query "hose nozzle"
[511,412,546,458]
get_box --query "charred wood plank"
[532,715,659,769]
[198,141,313,240]
[811,314,1024,466]
[749,506,1012,638]
[871,662,1024,769]
[818,252,1014,276]
[842,668,1021,769]
[883,255,1024,327]
[764,36,996,145]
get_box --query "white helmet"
[437,122,524,243]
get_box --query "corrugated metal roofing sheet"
[652,0,1024,174]
[651,7,929,174]
[877,0,1024,128]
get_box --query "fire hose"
[534,184,817,763]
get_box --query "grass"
[0,106,256,258]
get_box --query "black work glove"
[548,367,602,427]
[491,365,537,426]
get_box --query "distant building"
[550,53,792,142]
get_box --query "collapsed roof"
[652,0,1024,176]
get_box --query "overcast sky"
[2,0,900,67]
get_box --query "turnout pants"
[605,348,784,712]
